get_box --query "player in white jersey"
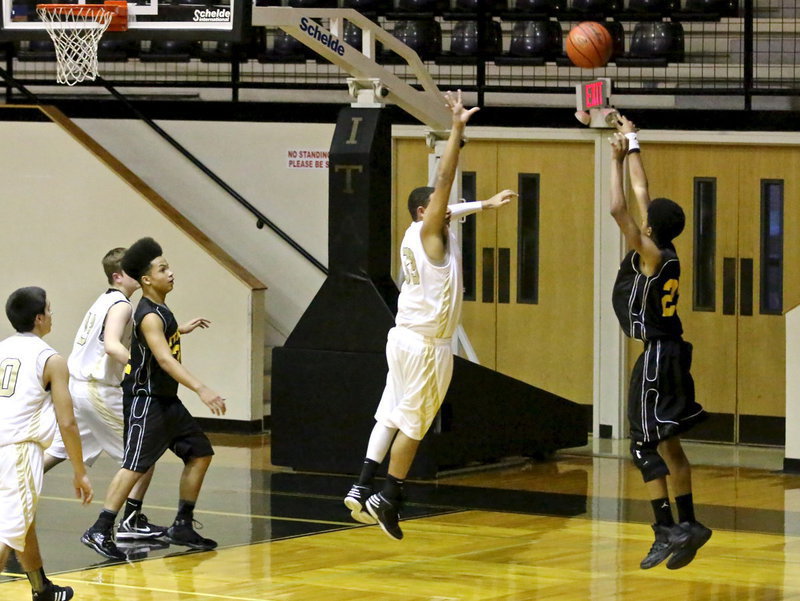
[0,286,93,601]
[43,249,167,555]
[343,90,516,540]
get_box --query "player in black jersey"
[610,115,711,571]
[81,237,226,561]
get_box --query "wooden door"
[628,143,796,443]
[494,140,595,405]
[393,137,596,408]
[736,146,797,442]
[458,141,499,370]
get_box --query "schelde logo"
[299,16,345,57]
[193,8,231,22]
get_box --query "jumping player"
[343,90,516,540]
[44,248,166,545]
[0,287,94,601]
[610,115,712,570]
[81,237,225,560]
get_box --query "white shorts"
[46,379,124,466]
[0,442,44,551]
[374,326,454,441]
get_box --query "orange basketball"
[566,21,613,69]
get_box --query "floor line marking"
[49,577,276,601]
[39,496,353,526]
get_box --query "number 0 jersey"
[122,297,181,399]
[395,221,463,339]
[67,289,131,386]
[0,333,58,447]
[612,248,683,341]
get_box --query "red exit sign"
[576,78,611,111]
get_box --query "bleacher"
[2,0,799,100]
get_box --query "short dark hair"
[5,286,47,333]
[407,186,434,221]
[121,237,163,282]
[102,247,127,285]
[647,197,685,248]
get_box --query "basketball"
[566,21,613,69]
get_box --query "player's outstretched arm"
[448,190,517,219]
[421,90,479,262]
[140,313,227,416]
[103,301,133,366]
[482,189,517,211]
[43,354,93,504]
[615,114,650,226]
[179,317,210,335]
[609,133,661,267]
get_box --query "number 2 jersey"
[612,248,683,341]
[122,297,181,399]
[0,333,58,447]
[395,220,463,340]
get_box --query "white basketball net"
[36,5,113,86]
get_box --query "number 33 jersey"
[612,248,684,341]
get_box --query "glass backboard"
[0,0,247,40]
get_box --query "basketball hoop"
[36,1,127,86]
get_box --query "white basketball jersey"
[395,221,463,339]
[68,289,131,386]
[0,333,58,447]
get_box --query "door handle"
[482,247,494,303]
[722,257,736,315]
[498,248,510,304]
[740,258,753,316]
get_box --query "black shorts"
[122,394,214,473]
[628,338,706,444]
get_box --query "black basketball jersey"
[612,248,683,341]
[122,297,181,398]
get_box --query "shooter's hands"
[610,132,629,162]
[614,114,638,134]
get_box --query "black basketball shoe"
[666,521,712,570]
[117,511,169,540]
[365,492,403,541]
[32,582,73,601]
[166,519,218,551]
[344,484,377,525]
[639,523,691,569]
[80,527,127,560]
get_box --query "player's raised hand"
[198,385,227,416]
[444,89,479,126]
[74,473,94,505]
[484,190,517,210]
[179,317,211,334]
[614,113,637,134]
[610,132,629,161]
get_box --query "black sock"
[675,493,696,523]
[382,474,404,501]
[124,498,143,520]
[651,497,674,526]
[175,500,195,524]
[92,509,118,532]
[357,459,380,487]
[26,568,48,593]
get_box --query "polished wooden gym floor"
[2,434,800,601]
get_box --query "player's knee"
[630,440,669,482]
[658,436,688,465]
